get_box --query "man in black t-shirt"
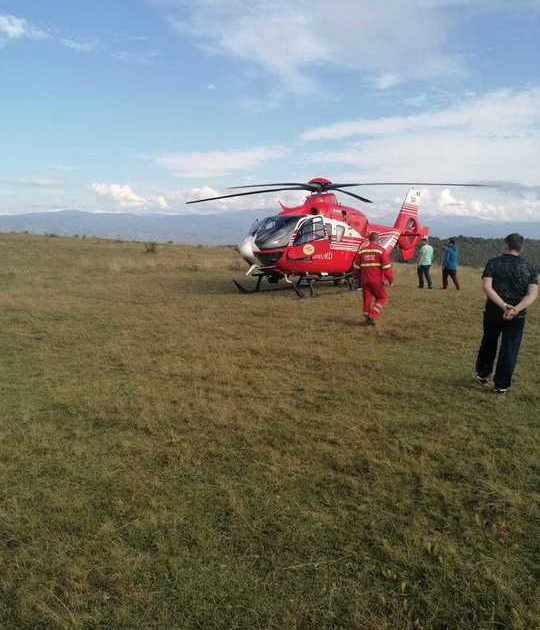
[475,233,538,394]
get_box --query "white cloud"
[90,184,176,213]
[89,183,157,210]
[0,14,48,42]
[154,146,288,178]
[302,88,540,188]
[0,14,126,59]
[373,73,402,91]
[308,132,540,185]
[160,0,540,95]
[424,188,540,222]
[166,185,307,214]
[167,1,454,92]
[303,87,540,141]
[0,14,28,39]
[169,3,326,93]
[295,87,540,220]
[61,39,98,52]
[54,178,540,220]
[156,195,169,209]
[162,0,540,93]
[315,181,540,223]
[87,182,305,214]
[0,14,99,54]
[114,183,537,219]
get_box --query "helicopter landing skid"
[232,275,264,294]
[232,274,291,294]
[293,278,314,299]
[233,273,355,297]
[293,273,355,299]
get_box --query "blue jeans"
[417,265,432,288]
[475,308,525,389]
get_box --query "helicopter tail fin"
[394,188,429,261]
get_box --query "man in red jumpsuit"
[353,232,394,325]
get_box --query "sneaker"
[367,316,376,326]
[475,374,490,386]
[493,388,508,395]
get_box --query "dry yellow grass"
[0,233,538,630]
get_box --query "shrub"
[144,242,158,254]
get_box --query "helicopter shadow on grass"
[193,275,361,299]
[233,278,361,300]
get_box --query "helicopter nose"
[239,235,257,264]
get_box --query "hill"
[0,209,269,245]
[1,209,540,245]
[0,234,538,630]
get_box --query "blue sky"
[1,0,539,219]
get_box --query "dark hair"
[368,231,379,242]
[448,239,455,246]
[504,233,524,251]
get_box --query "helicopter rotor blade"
[329,182,495,189]
[333,189,373,204]
[186,186,308,204]
[187,179,495,204]
[228,182,319,191]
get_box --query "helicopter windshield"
[248,219,260,236]
[254,215,302,250]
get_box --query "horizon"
[2,207,540,244]
[2,206,540,225]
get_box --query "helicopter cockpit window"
[254,215,303,250]
[293,217,326,246]
[259,217,278,232]
[335,225,345,243]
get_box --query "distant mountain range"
[0,209,539,244]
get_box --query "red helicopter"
[187,178,487,297]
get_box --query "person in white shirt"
[416,237,434,289]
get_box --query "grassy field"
[0,233,538,630]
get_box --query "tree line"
[396,236,540,269]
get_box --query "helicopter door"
[292,216,325,246]
[287,216,328,261]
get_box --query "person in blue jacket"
[442,238,460,289]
